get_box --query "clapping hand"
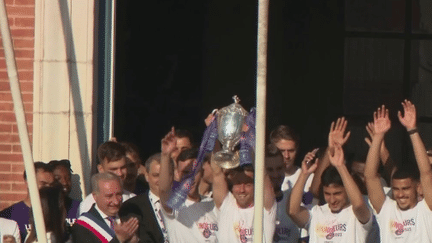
[114,217,139,242]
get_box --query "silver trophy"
[213,95,248,169]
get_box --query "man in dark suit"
[119,153,166,243]
[72,173,139,243]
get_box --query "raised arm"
[159,127,177,212]
[329,144,371,224]
[210,153,229,209]
[310,117,350,198]
[365,122,396,182]
[288,151,318,228]
[263,171,276,211]
[364,105,390,213]
[398,100,432,209]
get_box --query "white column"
[33,0,97,199]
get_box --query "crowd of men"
[0,99,432,243]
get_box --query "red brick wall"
[0,0,35,210]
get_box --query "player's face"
[36,170,55,189]
[265,156,285,189]
[98,158,127,182]
[274,139,298,171]
[391,178,419,210]
[93,179,123,216]
[230,170,255,208]
[171,137,192,162]
[323,184,349,213]
[144,161,161,197]
[53,166,72,194]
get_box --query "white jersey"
[274,190,301,243]
[0,217,21,243]
[376,197,432,242]
[163,197,218,243]
[307,204,372,243]
[77,190,136,216]
[281,169,314,192]
[216,192,276,243]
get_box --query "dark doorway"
[112,0,346,162]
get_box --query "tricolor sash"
[75,212,115,243]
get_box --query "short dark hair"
[175,129,194,146]
[97,141,126,164]
[269,125,300,147]
[23,162,53,181]
[226,164,254,191]
[177,147,198,163]
[392,167,420,182]
[48,160,73,175]
[321,166,343,187]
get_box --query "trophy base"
[213,151,240,169]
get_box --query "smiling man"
[364,101,432,242]
[211,151,276,243]
[72,173,139,243]
[288,144,372,243]
[78,141,136,215]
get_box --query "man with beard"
[364,101,432,242]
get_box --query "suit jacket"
[118,191,164,243]
[71,205,120,243]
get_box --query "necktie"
[107,216,116,231]
[155,200,169,243]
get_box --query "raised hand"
[204,109,218,127]
[328,117,351,147]
[397,99,417,131]
[114,217,139,242]
[161,127,177,155]
[373,105,391,135]
[364,122,374,146]
[328,143,345,168]
[301,149,319,175]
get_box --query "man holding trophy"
[208,96,277,243]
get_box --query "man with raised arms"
[159,128,218,243]
[211,148,277,243]
[364,100,432,242]
[288,144,372,243]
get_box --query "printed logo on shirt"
[315,223,347,239]
[389,218,415,236]
[198,222,218,238]
[234,221,253,242]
